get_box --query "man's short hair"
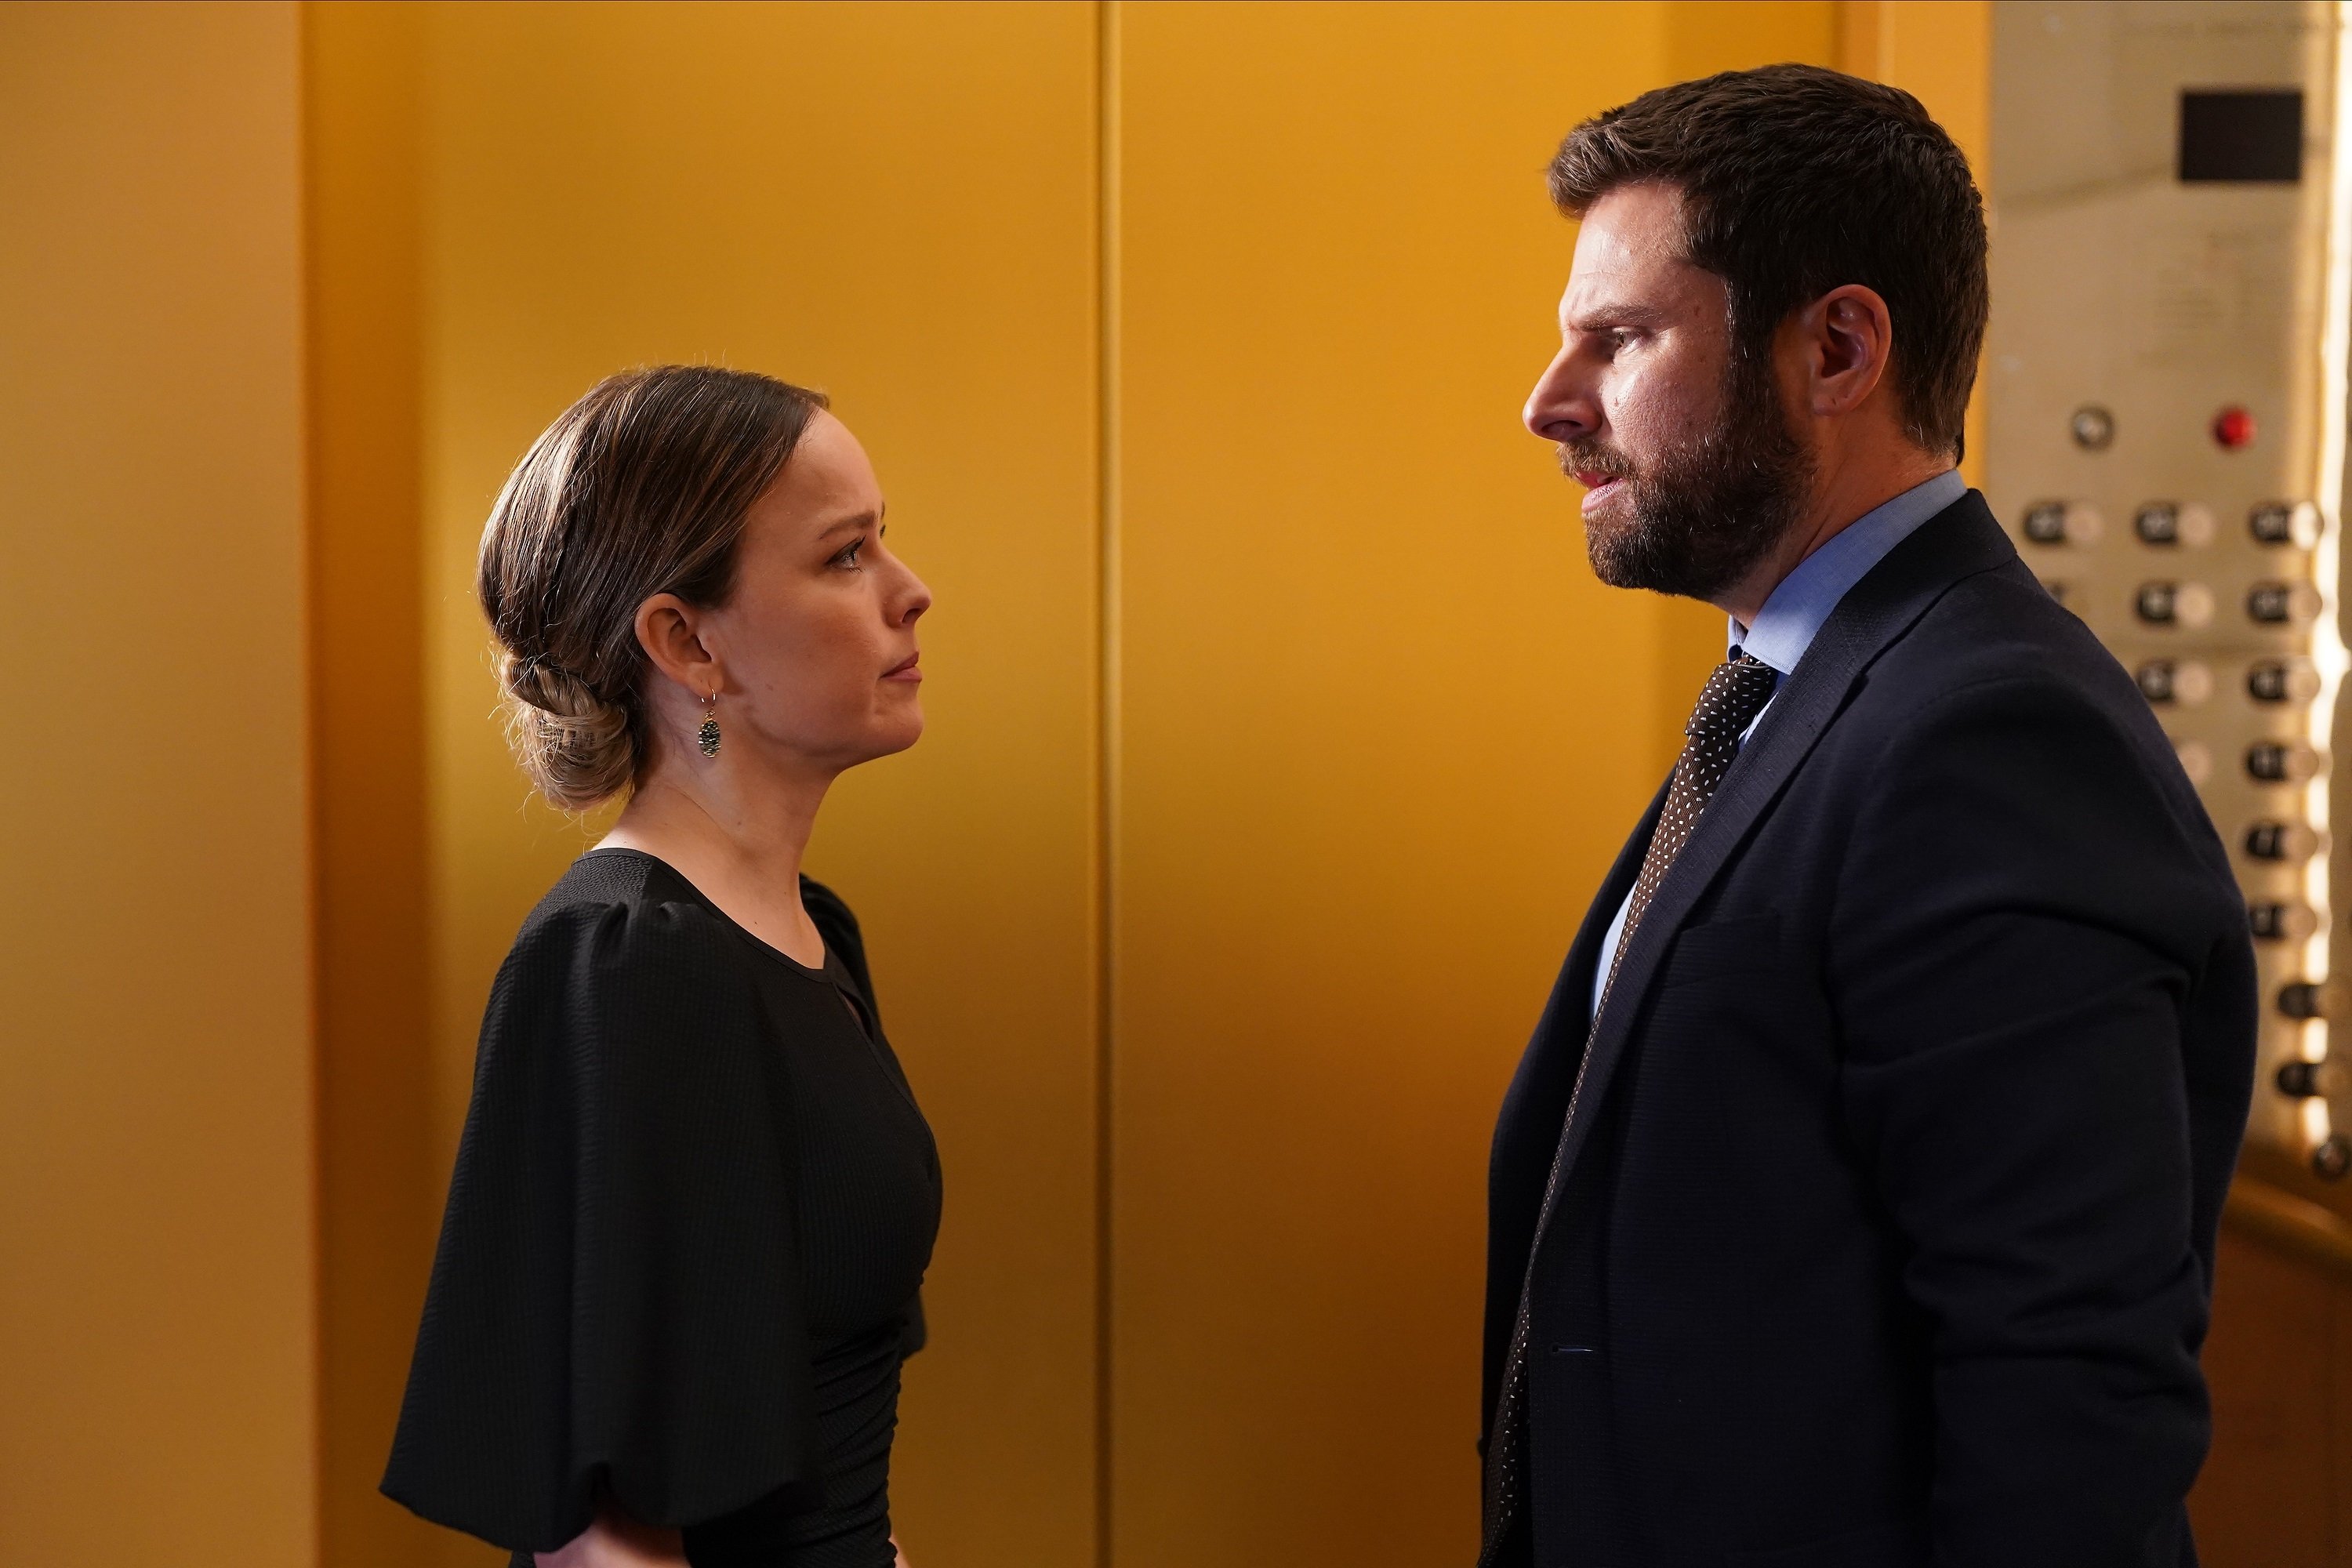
[1550,63,1988,459]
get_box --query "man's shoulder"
[1801,552,2240,891]
[1849,555,2151,735]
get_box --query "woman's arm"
[535,1508,908,1566]
[536,1504,688,1568]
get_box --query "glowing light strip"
[2299,1,2352,1145]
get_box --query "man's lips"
[1575,470,1625,492]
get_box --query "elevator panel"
[1987,0,2347,1174]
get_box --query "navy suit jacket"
[1483,492,2257,1567]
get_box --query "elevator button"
[2245,821,2318,860]
[2249,660,2323,703]
[2315,1136,2352,1181]
[2135,501,2212,546]
[2250,500,2324,547]
[2252,902,2319,942]
[2071,404,2115,450]
[2214,405,2258,449]
[2278,1059,2334,1098]
[2136,580,2214,627]
[2023,500,2102,545]
[2247,740,2321,782]
[2137,659,2212,705]
[2279,980,2339,1020]
[2249,581,2323,625]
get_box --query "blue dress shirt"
[1587,468,1968,1022]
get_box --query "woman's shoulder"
[499,853,876,1021]
[498,850,746,1007]
[470,852,783,1120]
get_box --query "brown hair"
[1548,63,1987,459]
[477,365,829,809]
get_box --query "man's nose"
[1523,348,1594,443]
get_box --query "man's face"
[1523,181,1811,606]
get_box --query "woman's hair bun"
[497,654,637,811]
[474,365,828,811]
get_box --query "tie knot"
[1685,653,1778,743]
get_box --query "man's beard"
[1560,355,1815,602]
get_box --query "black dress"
[383,849,941,1567]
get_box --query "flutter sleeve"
[381,893,816,1555]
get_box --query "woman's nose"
[897,569,932,626]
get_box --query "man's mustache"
[1556,439,1635,481]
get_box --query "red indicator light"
[2213,405,2257,449]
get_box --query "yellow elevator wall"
[0,4,317,1565]
[1105,5,1838,1563]
[314,4,1106,1564]
[305,5,445,1566]
[292,5,1987,1565]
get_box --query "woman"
[383,366,938,1568]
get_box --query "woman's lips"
[884,652,921,682]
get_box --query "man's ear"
[634,592,721,699]
[1805,283,1896,419]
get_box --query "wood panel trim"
[2224,1174,2352,1283]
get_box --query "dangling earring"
[696,691,721,757]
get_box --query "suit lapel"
[1524,492,2018,1249]
[1494,776,1664,1167]
[1485,769,1668,1406]
[1537,776,1667,1054]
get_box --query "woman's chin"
[863,708,925,760]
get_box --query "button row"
[2064,402,2261,453]
[2138,659,2321,705]
[2023,499,2320,548]
[2040,579,2322,625]
[2107,579,2321,627]
[2171,739,2321,785]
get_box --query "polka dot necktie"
[1478,652,1780,1564]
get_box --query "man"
[1482,65,2256,1568]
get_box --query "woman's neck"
[599,751,836,966]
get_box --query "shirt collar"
[1730,468,1967,673]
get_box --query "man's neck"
[1716,446,1954,627]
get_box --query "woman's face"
[698,410,932,771]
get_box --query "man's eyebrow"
[1566,301,1673,333]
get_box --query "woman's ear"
[634,592,721,699]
